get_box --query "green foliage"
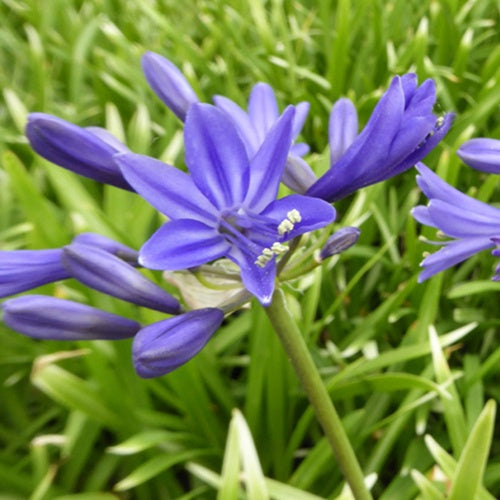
[1,0,499,498]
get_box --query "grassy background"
[1,0,500,498]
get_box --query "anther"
[271,242,289,254]
[287,209,302,224]
[278,219,294,235]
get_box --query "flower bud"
[457,138,500,174]
[132,308,224,378]
[319,226,361,261]
[72,233,139,265]
[26,113,131,190]
[62,244,180,314]
[0,249,70,298]
[2,295,140,340]
[141,52,199,121]
[328,98,358,166]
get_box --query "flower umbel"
[412,163,500,281]
[115,103,336,305]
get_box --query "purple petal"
[244,106,295,211]
[259,194,336,240]
[86,127,129,153]
[329,98,358,165]
[281,155,317,194]
[247,83,279,143]
[139,219,230,270]
[319,227,361,260]
[228,247,276,306]
[418,237,494,282]
[291,102,310,140]
[141,52,199,121]
[62,244,180,314]
[2,295,140,340]
[0,249,70,298]
[115,153,217,224]
[291,142,310,157]
[26,113,132,190]
[415,163,500,220]
[132,308,224,377]
[457,138,500,174]
[185,104,250,209]
[213,95,261,156]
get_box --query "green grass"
[1,0,500,498]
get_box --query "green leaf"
[449,400,496,500]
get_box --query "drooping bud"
[319,227,361,261]
[62,244,181,314]
[26,113,132,190]
[132,308,224,378]
[0,249,70,298]
[2,295,140,340]
[141,52,199,121]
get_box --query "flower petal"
[259,194,336,240]
[72,233,139,265]
[115,153,217,223]
[141,52,199,121]
[247,83,279,143]
[139,219,231,270]
[228,247,276,306]
[132,308,224,377]
[281,155,317,194]
[2,295,140,340]
[244,106,295,211]
[185,104,250,209]
[457,138,500,174]
[62,244,180,314]
[26,113,132,190]
[418,237,494,282]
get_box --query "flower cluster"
[1,52,451,377]
[412,138,500,282]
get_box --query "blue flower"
[115,103,336,305]
[26,113,132,189]
[132,308,224,378]
[306,74,454,202]
[2,295,140,340]
[457,138,500,174]
[411,163,500,281]
[141,52,315,192]
[319,226,361,261]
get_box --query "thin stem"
[265,287,372,500]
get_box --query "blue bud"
[142,52,199,121]
[133,308,224,378]
[319,227,361,260]
[72,233,139,265]
[62,243,181,314]
[0,249,70,298]
[2,295,140,340]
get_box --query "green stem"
[265,288,372,500]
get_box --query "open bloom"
[115,103,335,305]
[457,138,500,174]
[141,51,314,192]
[306,74,454,202]
[411,163,500,281]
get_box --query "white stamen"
[262,248,274,257]
[278,219,294,235]
[287,209,302,223]
[271,242,289,254]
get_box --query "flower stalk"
[265,287,372,500]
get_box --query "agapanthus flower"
[319,226,361,261]
[411,163,500,281]
[115,103,336,305]
[306,74,454,202]
[141,51,315,192]
[457,138,500,174]
[26,113,132,189]
[133,308,224,377]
